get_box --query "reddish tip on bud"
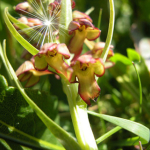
[16,61,52,87]
[68,19,101,61]
[15,2,33,14]
[73,11,92,22]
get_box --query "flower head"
[16,60,52,87]
[15,2,33,14]
[34,43,70,78]
[73,10,92,22]
[70,54,105,105]
[14,0,114,106]
[68,18,101,60]
[91,42,114,59]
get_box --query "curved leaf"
[4,8,39,55]
[7,12,41,39]
[0,121,64,150]
[0,73,64,150]
[88,111,150,145]
[0,41,82,150]
[100,0,115,63]
[127,48,141,63]
[110,53,132,65]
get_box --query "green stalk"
[96,8,102,43]
[59,1,98,148]
[59,0,72,44]
[101,0,115,63]
[0,40,81,150]
[96,126,122,144]
[62,79,98,150]
[133,63,142,114]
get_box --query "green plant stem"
[96,126,122,144]
[96,8,102,43]
[101,0,115,63]
[133,63,142,114]
[4,8,39,55]
[116,75,150,115]
[97,97,106,133]
[62,79,98,150]
[85,7,95,15]
[59,0,72,44]
[0,40,81,150]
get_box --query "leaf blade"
[88,111,150,144]
[4,8,39,55]
[0,41,82,150]
[127,48,141,63]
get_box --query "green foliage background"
[0,0,150,150]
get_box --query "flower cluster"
[15,0,114,105]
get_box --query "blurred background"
[0,0,150,149]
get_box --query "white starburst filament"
[16,0,68,48]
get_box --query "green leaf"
[4,8,39,55]
[127,48,141,63]
[96,8,102,43]
[88,111,150,145]
[0,75,8,90]
[111,136,146,147]
[7,12,42,43]
[85,7,95,15]
[110,53,132,65]
[0,41,82,150]
[110,49,140,67]
[133,63,142,114]
[96,126,122,144]
[0,74,64,149]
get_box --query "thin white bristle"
[17,0,67,48]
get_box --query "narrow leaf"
[0,41,82,150]
[96,8,102,43]
[133,63,143,114]
[85,7,95,15]
[0,120,64,150]
[7,12,43,41]
[88,111,150,144]
[96,126,122,144]
[4,8,39,55]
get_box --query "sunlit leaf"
[0,74,64,149]
[110,53,132,65]
[127,48,141,63]
[88,111,150,145]
[7,12,42,41]
[4,8,39,55]
[0,41,82,150]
